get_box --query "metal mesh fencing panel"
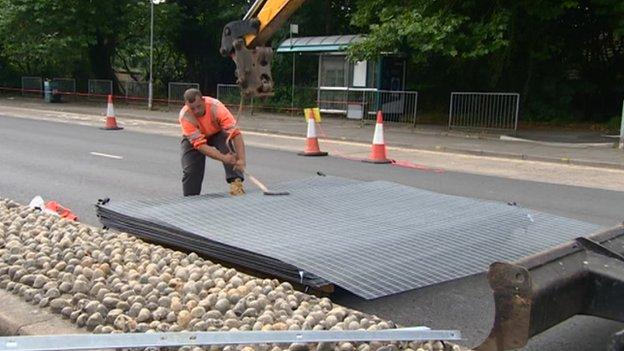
[216,84,318,115]
[88,79,113,100]
[449,92,520,131]
[318,87,349,114]
[620,99,624,149]
[21,76,42,96]
[52,78,76,98]
[123,80,149,100]
[216,84,241,106]
[362,90,418,125]
[318,88,418,125]
[168,82,199,105]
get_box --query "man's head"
[184,88,205,116]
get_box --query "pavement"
[0,289,83,336]
[2,94,624,170]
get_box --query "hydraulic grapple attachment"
[477,225,624,351]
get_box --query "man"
[178,88,246,196]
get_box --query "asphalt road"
[1,114,623,350]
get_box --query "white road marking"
[5,105,624,191]
[90,152,123,160]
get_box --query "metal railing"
[123,80,149,100]
[318,87,418,125]
[217,83,241,105]
[217,83,318,115]
[52,78,76,94]
[21,76,42,95]
[168,82,200,104]
[13,76,198,106]
[216,84,419,125]
[449,92,520,132]
[620,99,624,150]
[87,79,113,99]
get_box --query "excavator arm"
[220,0,306,98]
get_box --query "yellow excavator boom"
[243,0,306,47]
[220,0,306,98]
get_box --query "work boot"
[229,178,245,196]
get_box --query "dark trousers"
[180,131,244,196]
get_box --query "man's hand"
[233,158,246,172]
[221,153,237,166]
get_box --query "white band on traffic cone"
[306,116,317,138]
[372,123,384,145]
[107,101,115,118]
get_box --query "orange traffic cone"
[363,111,391,163]
[298,109,327,156]
[101,94,123,130]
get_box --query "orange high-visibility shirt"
[178,96,240,149]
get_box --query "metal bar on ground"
[0,329,462,351]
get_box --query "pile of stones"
[0,199,461,351]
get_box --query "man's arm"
[212,100,245,171]
[197,144,236,165]
[230,134,246,172]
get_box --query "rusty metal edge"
[475,224,624,351]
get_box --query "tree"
[348,0,624,122]
[0,0,140,90]
[169,0,248,94]
[348,1,509,63]
[0,0,185,92]
[112,1,187,97]
[170,0,358,94]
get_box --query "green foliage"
[167,0,250,94]
[112,2,187,96]
[0,0,91,76]
[0,0,195,92]
[348,0,624,122]
[347,1,509,62]
[260,85,317,111]
[0,0,622,124]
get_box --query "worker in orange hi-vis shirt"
[178,88,246,196]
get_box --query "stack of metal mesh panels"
[96,176,601,300]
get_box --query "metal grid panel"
[97,176,601,300]
[97,176,357,288]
